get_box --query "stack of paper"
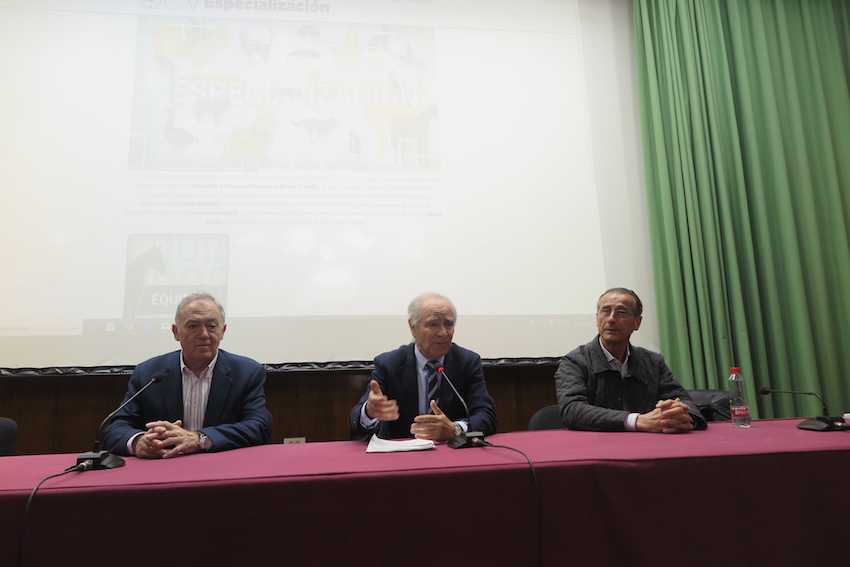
[366,436,436,453]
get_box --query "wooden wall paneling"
[265,370,372,443]
[0,365,559,456]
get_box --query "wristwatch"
[453,423,463,437]
[197,431,210,451]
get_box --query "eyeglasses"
[597,307,635,319]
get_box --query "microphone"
[436,365,486,448]
[758,386,848,431]
[75,372,165,470]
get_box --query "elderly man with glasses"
[554,287,706,433]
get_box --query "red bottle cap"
[730,366,741,373]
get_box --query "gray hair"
[175,292,226,324]
[597,287,643,317]
[407,292,457,327]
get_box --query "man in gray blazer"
[555,287,706,433]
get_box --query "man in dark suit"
[349,292,497,442]
[102,292,272,458]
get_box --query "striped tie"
[426,360,440,413]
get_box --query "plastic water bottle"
[728,366,751,427]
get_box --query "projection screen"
[0,0,655,368]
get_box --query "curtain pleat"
[634,0,850,418]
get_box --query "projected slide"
[129,17,441,172]
[0,0,615,367]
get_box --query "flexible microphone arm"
[758,386,848,431]
[758,386,828,417]
[76,372,164,470]
[437,366,486,448]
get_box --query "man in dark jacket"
[555,287,706,433]
[349,292,497,442]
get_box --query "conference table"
[1,419,847,566]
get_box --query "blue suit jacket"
[349,343,498,440]
[101,349,273,455]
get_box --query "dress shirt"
[126,351,218,454]
[598,339,639,431]
[181,352,217,432]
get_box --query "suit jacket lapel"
[162,352,184,421]
[204,350,232,427]
[398,344,420,417]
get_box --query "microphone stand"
[758,387,849,431]
[75,373,163,470]
[437,366,486,448]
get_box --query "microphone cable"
[17,461,91,567]
[436,365,541,562]
[477,440,543,567]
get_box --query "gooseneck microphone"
[437,365,486,448]
[75,371,165,470]
[758,386,848,431]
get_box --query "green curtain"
[634,0,850,419]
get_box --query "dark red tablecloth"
[1,419,847,566]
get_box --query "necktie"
[426,360,440,413]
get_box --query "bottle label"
[731,406,750,418]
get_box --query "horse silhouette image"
[390,105,439,166]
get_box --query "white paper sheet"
[366,436,436,453]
